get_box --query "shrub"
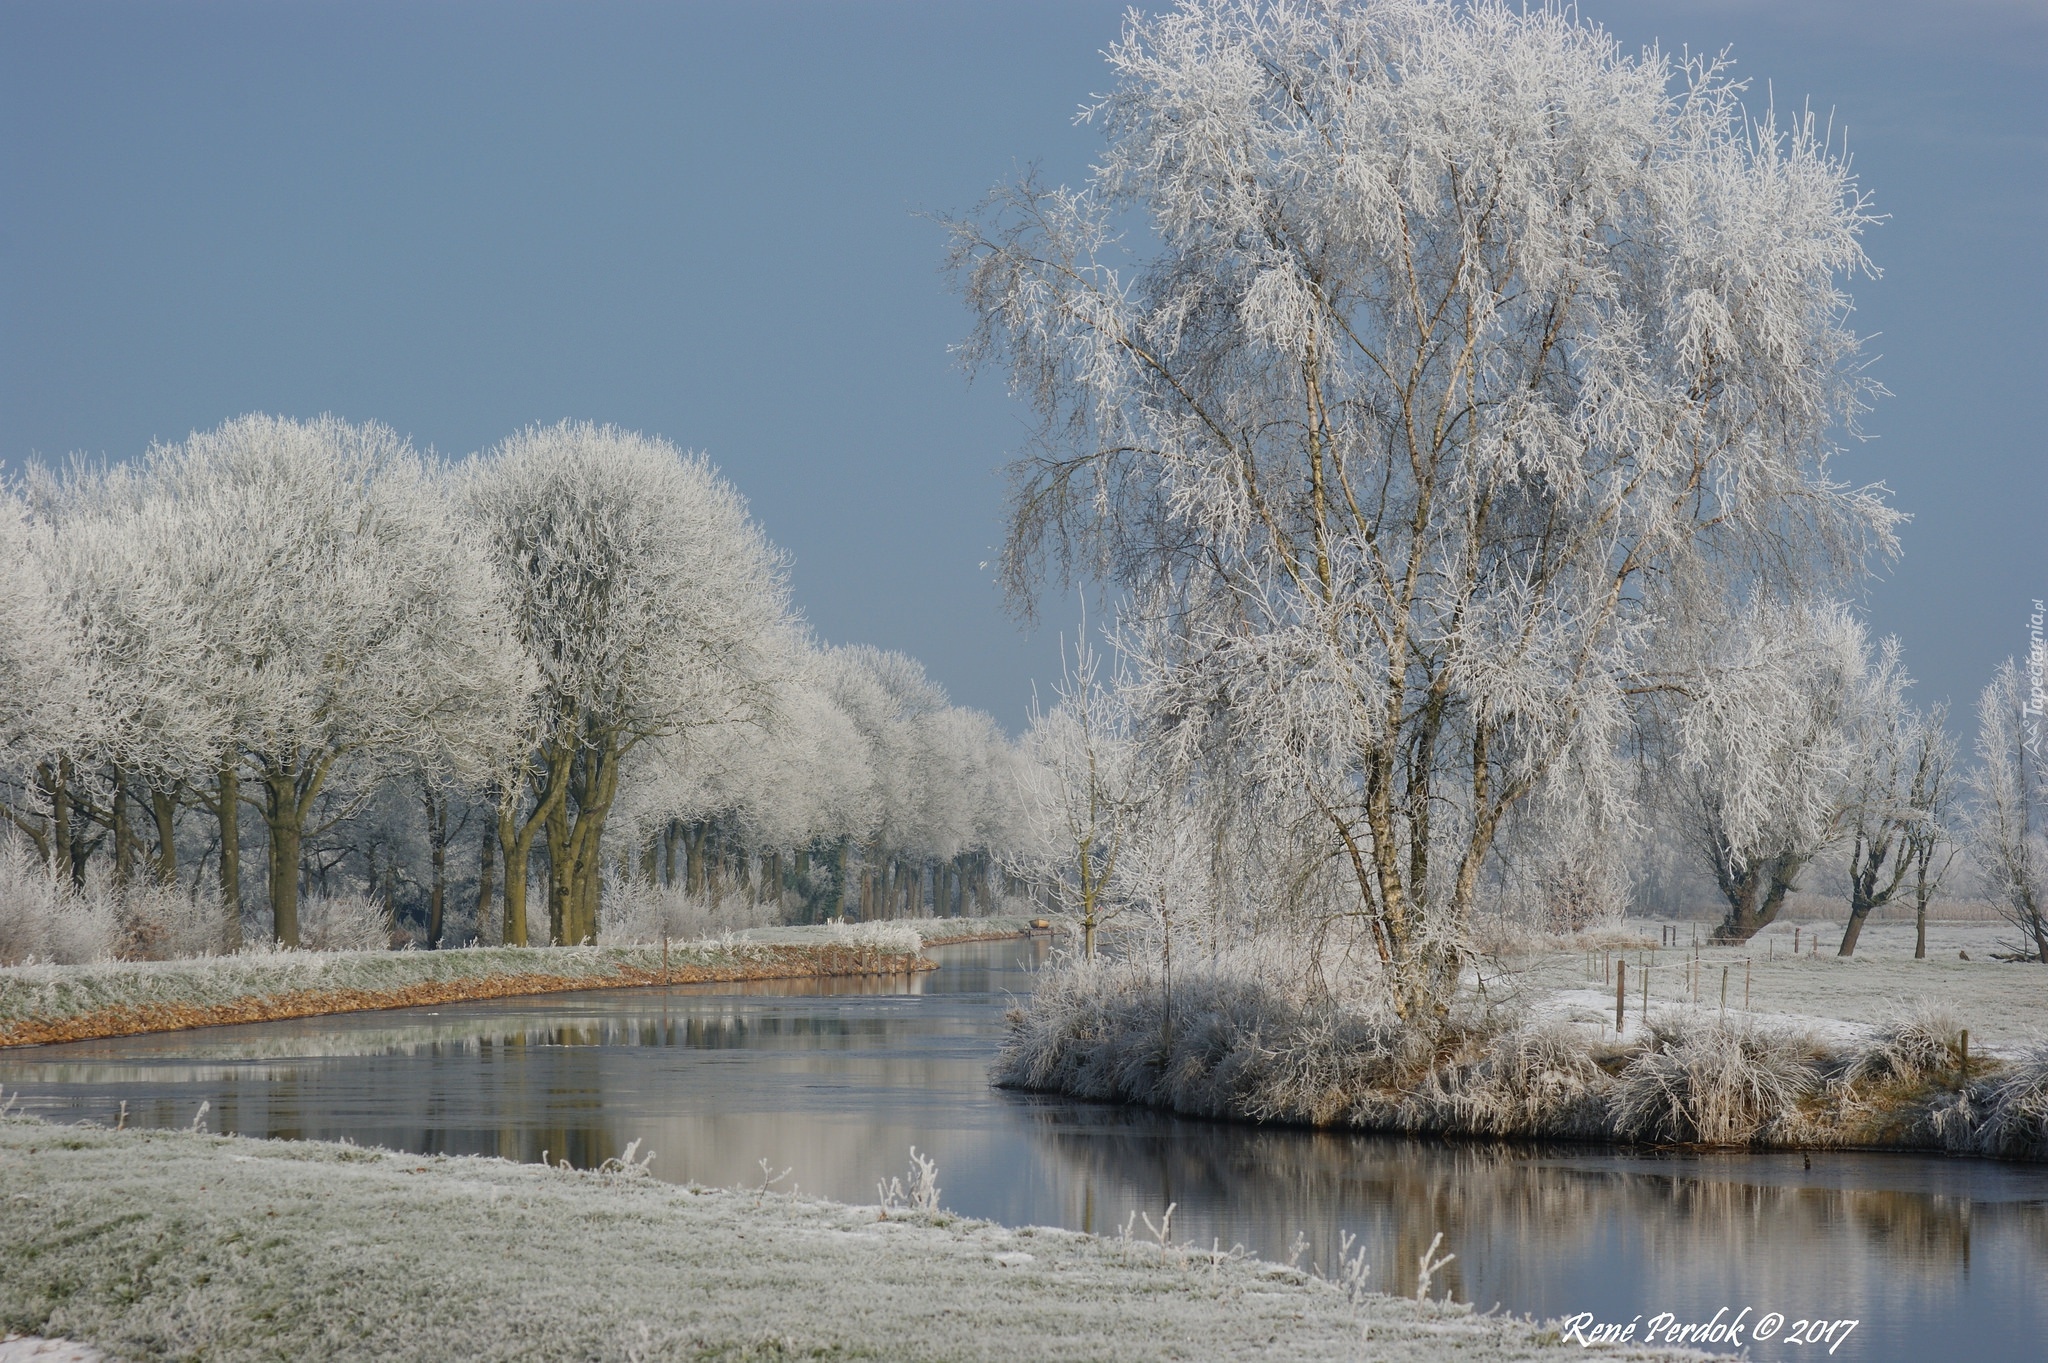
[598,876,784,944]
[294,891,393,953]
[1964,1043,2048,1161]
[0,834,119,965]
[1611,1017,1818,1145]
[1449,1024,1614,1138]
[1844,1003,1962,1087]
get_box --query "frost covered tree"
[148,415,530,948]
[464,423,790,946]
[1014,635,1146,956]
[1970,659,2048,963]
[21,466,230,900]
[1656,600,1864,945]
[0,489,84,854]
[948,0,1894,1016]
[1835,644,1954,956]
[1899,702,1959,961]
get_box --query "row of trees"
[967,0,2042,1025]
[0,417,1029,950]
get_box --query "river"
[2,938,2042,1362]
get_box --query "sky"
[2,0,2042,731]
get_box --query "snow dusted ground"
[0,1117,1702,1363]
[1501,920,2048,1054]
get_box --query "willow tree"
[948,0,1895,1018]
[149,414,528,947]
[465,423,789,947]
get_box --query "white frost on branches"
[949,0,1896,1015]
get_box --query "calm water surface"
[3,940,2043,1363]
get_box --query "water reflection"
[0,939,2041,1363]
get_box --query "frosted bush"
[599,875,783,944]
[1448,1024,1613,1138]
[296,891,392,953]
[997,944,1421,1124]
[822,919,922,955]
[116,878,227,960]
[0,835,118,965]
[1612,1017,1818,1145]
[1844,1003,1962,1087]
[1964,1043,2048,1161]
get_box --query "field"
[1504,919,2047,1053]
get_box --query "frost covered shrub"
[822,920,923,955]
[1844,1003,1961,1088]
[598,876,784,944]
[1445,1025,1614,1139]
[1612,1018,1819,1145]
[996,946,1423,1125]
[115,879,227,961]
[294,891,392,953]
[0,835,118,965]
[1959,1043,2048,1161]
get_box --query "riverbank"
[0,918,1038,1049]
[0,1114,1699,1363]
[996,935,2048,1160]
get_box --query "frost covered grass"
[0,1113,1700,1363]
[0,923,952,1047]
[996,943,2048,1159]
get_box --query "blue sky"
[3,1,2041,729]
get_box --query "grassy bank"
[0,919,1037,1049]
[997,949,2048,1160]
[0,1115,1696,1363]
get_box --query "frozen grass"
[1610,1018,1818,1145]
[996,942,2047,1159]
[1957,1039,2048,1154]
[0,923,945,1046]
[1514,919,2048,1050]
[0,1113,1701,1363]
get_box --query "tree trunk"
[544,793,571,946]
[831,837,849,919]
[150,786,179,887]
[554,736,621,946]
[1839,904,1872,957]
[111,777,135,890]
[498,762,570,949]
[217,763,241,951]
[425,788,448,949]
[10,763,58,866]
[1710,849,1805,945]
[475,813,497,946]
[263,773,305,947]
